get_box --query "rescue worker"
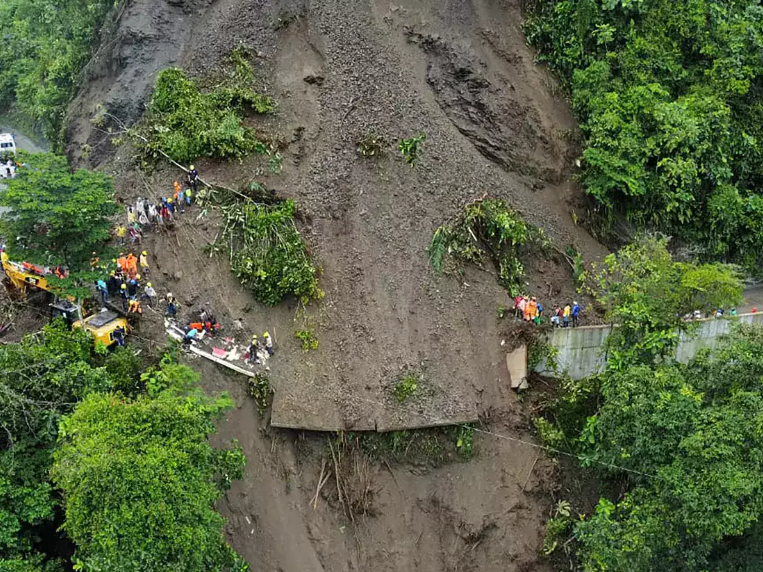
[185,184,192,206]
[139,251,149,277]
[113,325,126,347]
[96,278,109,305]
[183,326,198,346]
[527,296,538,322]
[571,301,581,327]
[120,283,129,312]
[248,335,261,365]
[115,223,127,245]
[165,293,178,317]
[513,294,523,318]
[142,282,156,307]
[563,303,571,328]
[126,276,139,297]
[263,331,273,357]
[128,298,142,314]
[174,181,181,201]
[127,206,137,225]
[106,272,121,297]
[188,165,199,193]
[551,306,562,327]
[117,253,128,277]
[125,253,138,279]
[535,301,544,325]
[517,296,527,320]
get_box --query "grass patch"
[355,424,477,465]
[357,129,388,158]
[393,370,421,403]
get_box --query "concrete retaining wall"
[535,312,763,379]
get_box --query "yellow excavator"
[2,251,128,347]
[50,299,129,347]
[1,250,52,294]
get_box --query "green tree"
[594,235,742,366]
[0,152,119,299]
[0,322,127,567]
[0,0,116,146]
[52,364,247,572]
[575,325,763,572]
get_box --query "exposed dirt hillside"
[65,0,608,570]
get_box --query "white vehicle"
[0,133,16,155]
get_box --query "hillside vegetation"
[526,0,763,269]
[0,0,115,146]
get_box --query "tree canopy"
[525,0,763,271]
[0,152,118,297]
[593,235,742,365]
[52,374,247,572]
[539,238,753,571]
[0,0,115,146]
[0,322,139,570]
[576,325,763,571]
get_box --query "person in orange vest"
[125,253,138,278]
[174,181,181,201]
[117,253,128,277]
[526,296,538,322]
[128,298,142,314]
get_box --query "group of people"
[513,295,582,328]
[247,332,274,364]
[94,250,155,315]
[114,167,200,245]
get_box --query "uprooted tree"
[428,198,546,295]
[132,47,274,164]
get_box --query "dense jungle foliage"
[0,325,245,571]
[0,0,116,147]
[525,0,763,270]
[537,238,757,571]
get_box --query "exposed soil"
[59,0,613,569]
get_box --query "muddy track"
[66,0,608,570]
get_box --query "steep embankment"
[66,0,607,570]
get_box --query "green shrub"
[294,328,319,351]
[357,129,388,158]
[429,199,538,295]
[224,199,321,306]
[399,133,426,167]
[137,61,272,163]
[393,372,420,403]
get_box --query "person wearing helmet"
[120,283,129,312]
[128,297,142,315]
[188,165,199,193]
[571,301,581,327]
[263,331,274,356]
[247,335,261,365]
[165,293,178,318]
[139,250,149,277]
[142,281,156,307]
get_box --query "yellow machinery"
[1,251,51,294]
[50,299,129,347]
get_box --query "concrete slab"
[507,345,528,389]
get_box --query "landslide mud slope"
[66,0,606,570]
